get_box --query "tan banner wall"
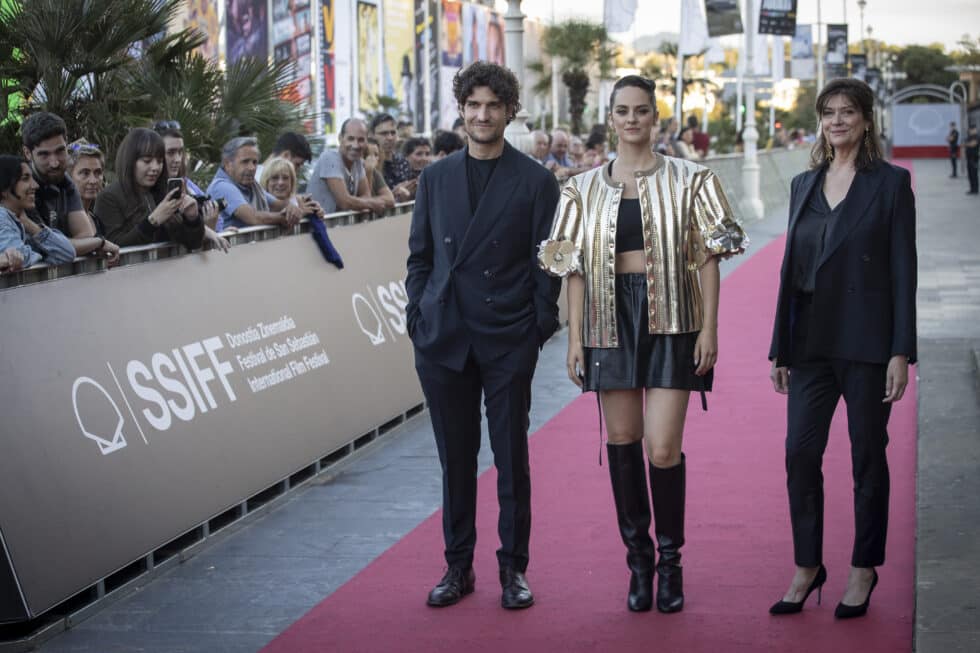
[0,215,421,617]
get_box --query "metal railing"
[0,201,416,292]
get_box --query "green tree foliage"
[896,45,956,88]
[527,19,616,134]
[783,84,817,134]
[0,0,302,172]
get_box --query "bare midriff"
[615,250,646,274]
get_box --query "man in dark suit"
[406,62,561,610]
[964,125,978,195]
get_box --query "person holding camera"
[94,128,204,250]
[153,123,230,252]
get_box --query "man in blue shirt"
[208,137,303,230]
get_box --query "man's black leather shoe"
[499,567,534,609]
[426,566,475,607]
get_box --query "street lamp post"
[742,0,764,221]
[857,0,867,54]
[866,25,874,67]
[816,0,824,92]
[505,1,526,104]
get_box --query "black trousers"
[950,152,958,176]
[785,300,892,568]
[967,158,978,192]
[416,349,537,572]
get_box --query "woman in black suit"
[768,79,916,619]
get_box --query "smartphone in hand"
[167,178,183,197]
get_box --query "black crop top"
[616,198,643,253]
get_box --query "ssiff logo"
[72,377,127,455]
[352,280,409,346]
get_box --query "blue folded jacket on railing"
[309,215,344,269]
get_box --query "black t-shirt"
[950,129,960,153]
[466,154,499,214]
[29,170,83,235]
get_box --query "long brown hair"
[115,128,167,201]
[810,78,883,171]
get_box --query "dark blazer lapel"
[787,168,821,237]
[454,142,520,264]
[440,149,472,255]
[818,162,886,269]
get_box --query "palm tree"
[0,0,302,169]
[649,40,717,118]
[527,19,617,134]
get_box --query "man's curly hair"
[453,62,522,123]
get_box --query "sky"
[500,0,980,52]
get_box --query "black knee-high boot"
[650,453,685,613]
[607,442,655,612]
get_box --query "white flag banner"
[604,0,638,34]
[679,0,710,56]
[705,37,726,64]
[743,0,770,76]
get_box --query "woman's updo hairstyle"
[608,75,657,113]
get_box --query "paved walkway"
[31,158,980,652]
[908,159,980,653]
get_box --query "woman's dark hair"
[0,155,28,199]
[608,75,657,113]
[585,133,605,150]
[115,128,167,201]
[434,130,465,156]
[402,136,431,157]
[157,127,183,141]
[810,78,883,171]
[452,61,521,122]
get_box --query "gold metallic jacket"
[538,155,747,347]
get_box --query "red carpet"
[263,195,916,652]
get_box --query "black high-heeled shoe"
[834,569,878,619]
[769,564,827,615]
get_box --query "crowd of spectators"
[1,103,802,277]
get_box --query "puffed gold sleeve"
[537,179,584,277]
[688,170,748,270]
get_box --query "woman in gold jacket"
[539,76,746,613]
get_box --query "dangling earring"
[864,127,873,151]
[824,140,834,161]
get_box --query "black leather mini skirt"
[582,273,713,394]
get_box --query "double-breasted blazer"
[406,142,562,372]
[769,159,917,367]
